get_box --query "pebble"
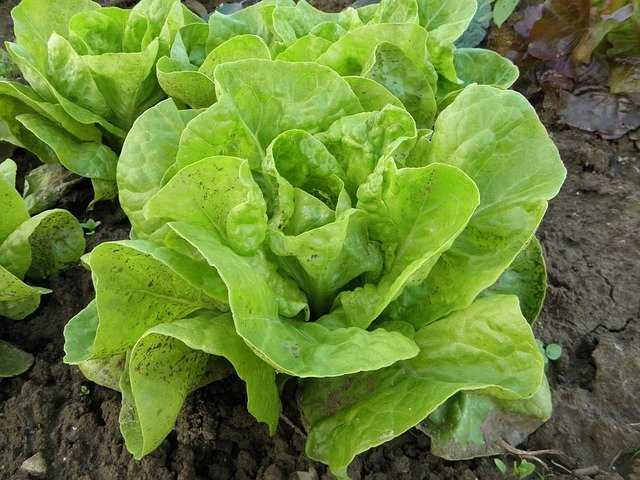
[19,452,47,478]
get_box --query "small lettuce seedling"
[61,0,566,477]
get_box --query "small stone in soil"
[19,452,47,477]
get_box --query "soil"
[1,1,639,479]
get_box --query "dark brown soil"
[1,1,639,479]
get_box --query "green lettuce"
[62,0,565,476]
[0,0,201,201]
[0,159,85,377]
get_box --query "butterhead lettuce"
[61,0,566,477]
[0,0,202,201]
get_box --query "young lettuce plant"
[0,159,85,377]
[63,0,566,477]
[0,0,201,203]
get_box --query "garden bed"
[1,0,639,479]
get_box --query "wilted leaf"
[559,87,640,138]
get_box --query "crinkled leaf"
[316,105,416,193]
[118,99,199,238]
[317,23,428,75]
[364,42,438,128]
[558,88,640,139]
[170,221,419,377]
[214,59,363,148]
[145,156,268,255]
[386,85,565,328]
[302,295,544,474]
[326,160,479,329]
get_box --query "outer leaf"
[493,0,520,28]
[421,375,552,459]
[0,209,86,280]
[386,85,565,328]
[23,163,80,215]
[170,221,419,378]
[156,57,216,109]
[72,240,226,360]
[417,0,477,44]
[0,81,102,142]
[199,35,271,79]
[207,0,293,51]
[78,354,125,391]
[117,99,198,238]
[0,167,29,243]
[370,0,419,23]
[0,340,34,377]
[122,313,281,458]
[272,0,361,45]
[145,156,268,255]
[5,42,126,139]
[438,48,519,107]
[456,0,492,47]
[16,114,117,182]
[0,264,43,320]
[0,158,16,186]
[302,295,544,474]
[327,160,479,329]
[481,236,547,324]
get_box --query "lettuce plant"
[0,159,85,376]
[0,0,201,202]
[63,0,566,477]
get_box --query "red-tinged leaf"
[574,4,634,64]
[559,87,640,138]
[527,0,591,62]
